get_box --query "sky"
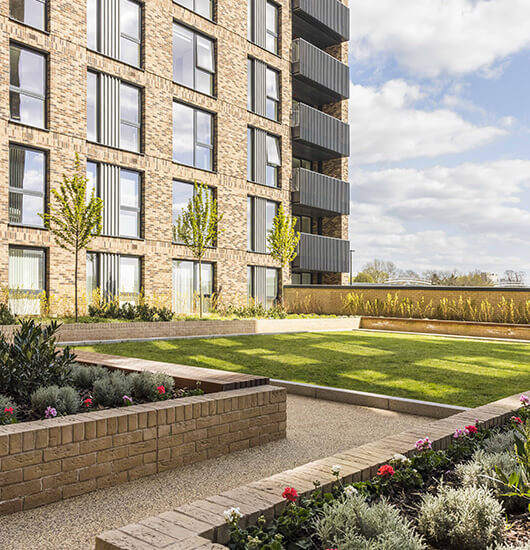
[348,0,530,280]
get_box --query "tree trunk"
[278,269,283,310]
[198,258,203,319]
[74,247,78,322]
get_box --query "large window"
[248,0,279,54]
[173,102,213,170]
[172,260,213,314]
[292,272,312,285]
[173,23,215,96]
[9,144,46,227]
[172,181,214,243]
[266,67,279,120]
[247,58,280,122]
[10,0,47,31]
[120,82,141,152]
[247,266,278,309]
[8,247,46,315]
[87,71,98,142]
[266,134,281,187]
[175,0,212,20]
[265,1,279,54]
[87,0,141,67]
[247,196,277,253]
[293,157,311,171]
[10,44,46,128]
[247,127,281,187]
[294,215,312,234]
[86,161,141,238]
[119,256,140,305]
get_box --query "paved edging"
[270,379,468,418]
[95,391,526,550]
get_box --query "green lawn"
[77,331,530,408]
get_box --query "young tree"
[40,154,103,321]
[174,182,223,318]
[267,203,300,307]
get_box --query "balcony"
[292,0,350,48]
[293,233,350,273]
[292,39,349,105]
[292,168,350,215]
[291,102,350,160]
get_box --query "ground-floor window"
[248,265,278,309]
[8,246,46,315]
[86,252,141,305]
[292,272,312,285]
[172,260,214,314]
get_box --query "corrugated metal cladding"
[100,253,119,299]
[252,59,267,117]
[253,196,267,253]
[295,233,350,272]
[251,127,267,185]
[254,266,267,305]
[100,74,120,148]
[100,0,120,59]
[294,38,349,99]
[295,168,350,215]
[297,103,350,157]
[252,0,267,49]
[100,164,120,236]
[294,0,350,41]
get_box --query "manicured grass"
[77,331,530,408]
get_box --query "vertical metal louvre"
[100,74,120,148]
[101,0,119,59]
[254,0,267,49]
[254,266,267,306]
[253,197,267,253]
[100,164,120,236]
[254,59,267,117]
[253,128,267,186]
[100,253,119,300]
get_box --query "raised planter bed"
[95,391,527,550]
[360,316,530,340]
[0,354,286,516]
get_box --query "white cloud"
[349,80,505,164]
[350,0,530,77]
[350,161,530,276]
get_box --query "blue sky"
[348,0,530,281]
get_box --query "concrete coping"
[95,390,527,550]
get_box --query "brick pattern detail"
[0,385,287,516]
[95,390,526,550]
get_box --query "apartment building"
[1,0,350,315]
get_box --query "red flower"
[4,407,14,414]
[83,398,92,407]
[282,487,298,503]
[511,416,523,424]
[377,465,395,477]
[157,385,166,395]
[465,425,478,434]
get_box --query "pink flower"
[377,465,395,477]
[83,398,92,407]
[465,425,478,435]
[415,437,432,452]
[157,385,166,395]
[4,407,13,414]
[511,416,523,424]
[282,487,298,503]
[453,428,465,439]
[520,394,530,406]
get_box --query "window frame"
[119,168,141,239]
[174,0,213,21]
[9,0,48,32]
[173,22,216,97]
[266,133,281,188]
[8,143,47,229]
[9,42,47,129]
[119,81,142,153]
[87,70,100,143]
[172,258,215,314]
[119,0,142,67]
[265,0,279,54]
[8,245,47,315]
[265,66,280,121]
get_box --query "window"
[120,82,140,152]
[8,247,45,315]
[265,1,279,54]
[173,23,215,96]
[9,145,46,227]
[247,265,278,309]
[292,272,312,285]
[119,256,140,305]
[10,44,46,128]
[10,0,46,31]
[172,260,213,314]
[293,157,311,171]
[173,102,213,170]
[266,67,279,120]
[172,180,194,228]
[86,161,141,238]
[87,71,98,142]
[294,215,312,234]
[248,196,277,253]
[266,134,281,187]
[175,0,212,20]
[120,0,141,66]
[87,0,142,67]
[247,128,254,181]
[247,59,254,111]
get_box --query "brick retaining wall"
[0,385,287,516]
[95,391,526,550]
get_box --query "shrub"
[483,430,515,454]
[71,364,109,391]
[156,307,174,321]
[31,385,80,417]
[131,371,174,401]
[92,370,133,407]
[0,394,17,424]
[315,494,426,550]
[0,303,16,325]
[0,320,76,403]
[456,450,523,511]
[489,544,530,550]
[417,485,504,550]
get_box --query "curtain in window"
[8,248,44,315]
[173,260,194,314]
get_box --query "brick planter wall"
[0,385,286,516]
[95,391,527,550]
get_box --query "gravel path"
[0,395,431,550]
